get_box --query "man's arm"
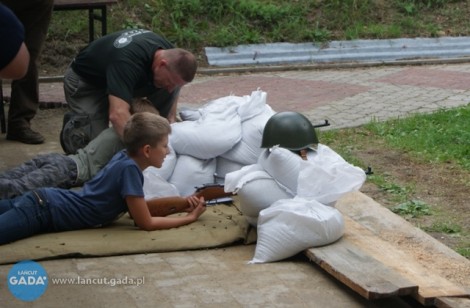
[0,43,29,79]
[0,4,30,79]
[166,89,180,123]
[108,94,132,138]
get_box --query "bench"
[53,0,118,43]
[1,0,117,134]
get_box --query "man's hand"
[108,95,132,138]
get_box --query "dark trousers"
[2,0,53,130]
[0,153,78,200]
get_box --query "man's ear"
[159,58,168,68]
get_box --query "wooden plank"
[336,191,470,288]
[305,238,418,300]
[54,0,117,9]
[311,191,470,306]
[434,296,470,308]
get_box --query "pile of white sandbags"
[225,145,366,263]
[143,89,274,197]
[142,89,366,264]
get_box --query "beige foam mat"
[0,203,254,265]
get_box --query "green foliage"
[48,0,470,51]
[142,0,324,49]
[365,104,470,170]
[457,246,470,258]
[48,11,88,40]
[345,23,403,40]
[391,200,432,218]
[396,0,456,15]
[424,221,462,234]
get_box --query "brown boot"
[6,127,45,144]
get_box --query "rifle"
[146,184,233,217]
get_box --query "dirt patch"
[352,141,470,257]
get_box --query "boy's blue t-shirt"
[41,150,144,231]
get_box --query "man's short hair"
[123,112,171,155]
[166,48,197,82]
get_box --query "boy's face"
[149,135,170,168]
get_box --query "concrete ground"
[1,61,470,307]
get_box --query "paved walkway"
[1,61,470,307]
[30,62,470,130]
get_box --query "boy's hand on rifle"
[186,195,206,220]
[185,195,205,212]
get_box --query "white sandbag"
[250,197,344,263]
[169,155,217,196]
[178,106,201,121]
[199,94,246,114]
[170,96,242,159]
[225,165,294,226]
[221,104,275,165]
[237,90,270,121]
[297,144,366,205]
[143,170,180,199]
[238,176,294,226]
[179,89,264,122]
[258,147,302,195]
[215,156,245,184]
[224,164,265,193]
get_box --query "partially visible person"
[3,0,54,144]
[0,98,158,200]
[0,4,30,80]
[0,112,206,245]
[61,28,198,154]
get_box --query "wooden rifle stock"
[194,184,233,200]
[146,196,189,217]
[146,184,234,217]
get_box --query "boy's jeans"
[0,191,53,245]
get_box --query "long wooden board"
[305,235,418,299]
[434,296,470,308]
[305,191,470,306]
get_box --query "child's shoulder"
[108,150,139,170]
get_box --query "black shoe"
[6,127,45,144]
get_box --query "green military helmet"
[261,111,319,150]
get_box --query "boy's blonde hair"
[123,112,171,156]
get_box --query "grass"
[391,200,432,218]
[423,221,462,234]
[457,247,470,258]
[364,106,470,169]
[47,0,470,58]
[319,105,470,258]
[320,104,470,195]
[322,104,470,170]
